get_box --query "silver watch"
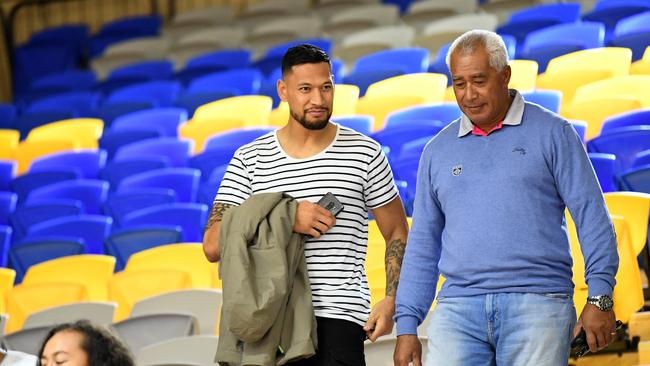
[587,295,614,312]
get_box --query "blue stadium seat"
[0,160,16,191]
[104,225,183,271]
[120,203,208,242]
[620,165,650,193]
[384,103,461,129]
[351,48,430,75]
[14,111,75,139]
[0,192,17,225]
[26,179,109,215]
[259,68,284,107]
[99,129,162,160]
[103,189,177,226]
[30,70,96,94]
[187,68,263,96]
[101,157,170,190]
[497,3,582,53]
[174,91,236,117]
[0,103,16,129]
[197,165,228,206]
[391,159,418,213]
[117,168,200,203]
[28,24,88,61]
[9,200,82,242]
[609,11,650,61]
[331,115,374,135]
[397,136,432,164]
[25,90,99,117]
[30,150,108,179]
[204,127,275,151]
[189,149,237,184]
[588,153,618,192]
[11,170,79,202]
[97,101,153,128]
[371,123,445,161]
[634,149,650,167]
[522,90,562,113]
[90,15,162,57]
[111,108,188,137]
[582,0,650,41]
[114,138,193,167]
[175,49,253,85]
[107,60,174,82]
[520,22,605,73]
[27,215,113,254]
[343,69,405,97]
[9,237,84,283]
[0,225,10,267]
[587,126,650,174]
[570,120,587,142]
[13,43,78,97]
[265,38,333,58]
[106,81,182,108]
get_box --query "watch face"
[600,296,614,311]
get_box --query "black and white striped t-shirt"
[215,124,398,326]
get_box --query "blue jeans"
[425,293,576,366]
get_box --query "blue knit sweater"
[395,92,619,336]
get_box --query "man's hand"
[394,334,422,366]
[364,296,395,342]
[573,304,617,353]
[293,200,335,238]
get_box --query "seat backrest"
[23,301,117,329]
[117,168,200,203]
[105,226,182,271]
[111,313,197,357]
[603,192,650,256]
[111,108,188,138]
[192,95,273,127]
[0,268,16,314]
[120,203,208,242]
[10,200,82,240]
[29,150,108,179]
[114,138,194,168]
[136,335,219,366]
[22,254,115,301]
[365,73,447,103]
[2,325,51,354]
[8,240,85,283]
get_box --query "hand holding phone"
[317,192,344,217]
[571,320,622,357]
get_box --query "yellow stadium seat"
[631,46,650,75]
[568,212,643,322]
[26,118,103,149]
[109,269,192,321]
[611,215,644,324]
[537,69,614,109]
[640,340,650,364]
[444,86,456,102]
[178,119,244,154]
[0,129,19,160]
[604,192,650,257]
[333,84,360,116]
[508,59,538,92]
[562,98,643,140]
[0,268,15,314]
[545,47,632,78]
[14,139,77,175]
[357,95,427,131]
[21,255,116,301]
[6,282,87,333]
[125,243,220,289]
[364,73,448,104]
[269,102,289,127]
[193,96,273,127]
[573,75,650,108]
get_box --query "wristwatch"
[587,295,614,312]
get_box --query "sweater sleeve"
[551,122,619,297]
[395,142,445,336]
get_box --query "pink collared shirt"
[471,122,503,136]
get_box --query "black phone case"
[318,192,344,216]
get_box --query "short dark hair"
[281,44,331,77]
[38,320,135,366]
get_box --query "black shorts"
[289,316,366,366]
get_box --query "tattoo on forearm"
[385,238,406,297]
[205,203,234,232]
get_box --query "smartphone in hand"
[317,192,344,217]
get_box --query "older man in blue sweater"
[393,30,619,366]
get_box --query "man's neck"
[473,93,514,133]
[277,120,337,159]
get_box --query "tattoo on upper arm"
[385,238,406,297]
[205,203,234,231]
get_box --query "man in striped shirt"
[202,44,409,365]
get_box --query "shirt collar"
[458,89,525,137]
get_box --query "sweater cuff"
[396,316,419,336]
[587,278,614,297]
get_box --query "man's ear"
[277,79,287,102]
[502,64,512,87]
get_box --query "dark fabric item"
[289,317,366,366]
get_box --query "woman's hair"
[38,320,135,366]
